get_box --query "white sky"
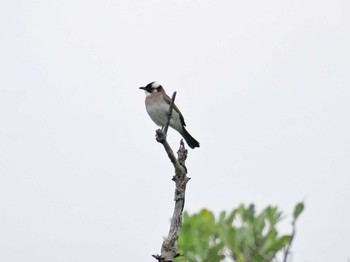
[0,0,349,261]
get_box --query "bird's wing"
[163,93,186,127]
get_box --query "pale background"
[1,0,349,261]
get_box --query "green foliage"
[178,210,225,262]
[293,202,304,221]
[176,202,304,262]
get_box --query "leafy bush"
[177,202,304,262]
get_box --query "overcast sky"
[0,0,349,261]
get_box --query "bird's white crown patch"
[151,81,161,89]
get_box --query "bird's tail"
[181,127,200,149]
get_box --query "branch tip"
[152,254,165,262]
[163,92,177,135]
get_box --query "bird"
[139,81,200,149]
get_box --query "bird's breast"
[145,95,169,127]
[145,95,183,132]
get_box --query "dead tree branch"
[152,92,190,262]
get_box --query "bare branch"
[155,130,177,166]
[152,92,190,262]
[283,221,296,262]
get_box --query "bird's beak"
[139,87,146,90]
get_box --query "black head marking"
[139,81,163,93]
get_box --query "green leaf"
[260,229,278,253]
[268,235,292,254]
[293,202,305,220]
[218,211,226,224]
[254,211,267,235]
[226,209,237,226]
[247,204,256,222]
[265,206,282,226]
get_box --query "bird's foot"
[156,129,166,143]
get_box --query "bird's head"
[139,81,163,95]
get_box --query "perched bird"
[139,81,200,149]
